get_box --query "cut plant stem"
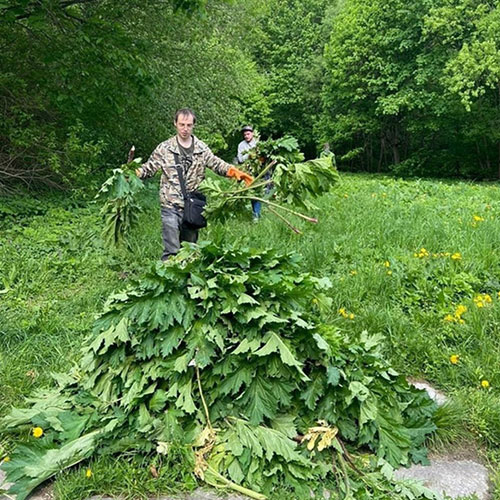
[232,195,318,223]
[252,159,277,184]
[206,465,267,500]
[267,206,301,234]
[196,364,213,431]
[227,180,271,195]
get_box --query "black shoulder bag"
[174,153,207,229]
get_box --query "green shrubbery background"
[1,0,500,191]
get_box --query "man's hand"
[227,166,254,187]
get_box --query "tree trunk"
[378,136,385,172]
[498,140,500,179]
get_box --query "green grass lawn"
[1,173,499,498]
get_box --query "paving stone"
[409,380,448,405]
[0,469,13,500]
[395,459,490,499]
[88,490,249,500]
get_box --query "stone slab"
[88,490,249,500]
[395,459,490,499]
[409,380,448,405]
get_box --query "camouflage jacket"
[137,135,232,210]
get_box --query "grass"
[1,173,500,498]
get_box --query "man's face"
[175,113,194,140]
[243,130,254,143]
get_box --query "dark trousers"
[161,206,198,261]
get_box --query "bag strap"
[174,152,188,201]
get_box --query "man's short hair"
[241,125,253,133]
[175,108,196,124]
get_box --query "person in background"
[136,108,253,261]
[237,125,261,221]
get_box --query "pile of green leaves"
[96,162,144,248]
[1,242,437,499]
[203,136,339,229]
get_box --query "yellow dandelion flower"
[481,380,490,389]
[384,261,390,268]
[349,313,355,320]
[451,252,462,260]
[444,314,455,322]
[387,270,392,276]
[343,194,348,198]
[32,427,43,438]
[3,456,10,463]
[454,305,467,317]
[86,469,93,478]
[484,294,492,303]
[449,354,459,365]
[473,215,484,222]
[338,308,348,318]
[498,291,500,299]
[350,270,357,276]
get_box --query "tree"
[252,0,331,157]
[0,0,268,190]
[320,0,500,178]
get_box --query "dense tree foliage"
[320,0,500,178]
[1,0,499,189]
[0,0,266,190]
[252,0,331,157]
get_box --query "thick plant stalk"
[205,465,267,500]
[248,196,318,223]
[266,206,301,234]
[251,159,277,184]
[231,195,317,223]
[196,364,213,431]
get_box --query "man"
[236,125,260,220]
[237,125,256,164]
[136,109,253,260]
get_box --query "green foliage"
[96,164,145,248]
[252,0,332,155]
[244,135,305,176]
[273,155,340,209]
[1,241,437,499]
[320,0,500,178]
[203,137,339,230]
[0,0,269,190]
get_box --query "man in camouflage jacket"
[136,108,253,260]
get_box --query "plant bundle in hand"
[1,242,437,500]
[96,159,144,248]
[203,136,340,232]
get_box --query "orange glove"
[227,166,254,187]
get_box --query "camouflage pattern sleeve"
[203,147,232,177]
[138,144,166,179]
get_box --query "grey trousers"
[161,206,198,261]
